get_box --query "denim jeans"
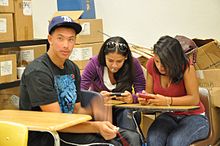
[147,113,209,146]
[59,128,141,146]
[113,107,141,131]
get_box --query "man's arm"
[59,121,118,140]
[40,102,61,112]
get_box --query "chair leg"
[131,111,146,145]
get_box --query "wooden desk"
[0,110,92,146]
[105,100,125,106]
[114,104,200,112]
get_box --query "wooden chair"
[191,87,220,146]
[0,121,28,146]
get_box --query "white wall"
[32,0,57,39]
[32,0,220,48]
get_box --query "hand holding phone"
[138,93,154,100]
[110,92,123,97]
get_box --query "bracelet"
[166,97,170,106]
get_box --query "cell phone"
[138,93,154,99]
[110,92,123,97]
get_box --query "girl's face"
[154,54,166,75]
[105,52,127,73]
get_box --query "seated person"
[19,15,141,146]
[138,35,209,146]
[81,36,146,131]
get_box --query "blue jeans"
[113,108,141,131]
[147,113,209,146]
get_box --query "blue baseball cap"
[48,15,82,34]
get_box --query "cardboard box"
[13,0,33,41]
[140,114,155,139]
[0,47,20,65]
[57,0,96,19]
[0,86,19,110]
[0,54,17,83]
[196,69,220,107]
[0,86,20,96]
[0,94,18,110]
[0,13,14,42]
[196,41,220,70]
[0,0,14,13]
[196,69,220,88]
[69,42,103,69]
[19,44,47,66]
[53,11,103,44]
[209,87,220,108]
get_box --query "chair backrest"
[190,87,215,146]
[0,121,28,146]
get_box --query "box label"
[23,1,32,16]
[20,49,34,62]
[0,60,12,76]
[0,0,8,6]
[79,22,91,35]
[69,47,93,60]
[0,18,7,33]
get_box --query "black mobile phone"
[110,92,123,97]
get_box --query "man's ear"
[48,34,52,45]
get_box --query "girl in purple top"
[81,36,145,133]
[138,36,209,146]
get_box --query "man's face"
[48,27,76,61]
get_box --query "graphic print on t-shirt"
[54,74,77,113]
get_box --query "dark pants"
[28,128,141,146]
[113,107,141,131]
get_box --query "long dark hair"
[98,36,134,92]
[153,35,189,83]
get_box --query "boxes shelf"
[0,80,20,90]
[0,39,48,49]
[0,39,48,89]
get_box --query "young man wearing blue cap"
[19,15,141,146]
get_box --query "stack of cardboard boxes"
[0,0,42,109]
[0,0,33,42]
[195,40,220,143]
[194,39,220,108]
[0,0,47,82]
[0,0,37,83]
[194,40,220,70]
[0,0,14,42]
[0,0,16,83]
[54,10,104,74]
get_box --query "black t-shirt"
[19,53,81,113]
[19,53,84,146]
